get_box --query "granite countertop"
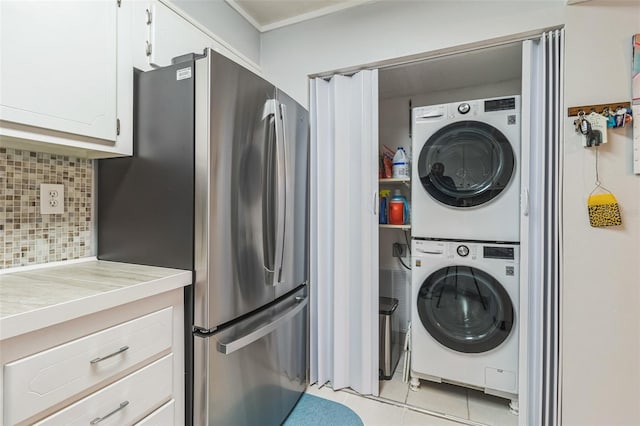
[0,259,191,340]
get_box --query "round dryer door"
[417,265,514,353]
[417,121,515,208]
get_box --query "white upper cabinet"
[0,0,133,158]
[149,1,212,68]
[135,1,261,76]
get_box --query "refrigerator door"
[193,287,308,426]
[275,90,309,300]
[195,50,289,330]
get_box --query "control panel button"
[456,245,470,257]
[458,103,471,114]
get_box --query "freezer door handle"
[217,295,307,355]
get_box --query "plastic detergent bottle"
[379,190,391,224]
[389,189,409,225]
[392,147,409,179]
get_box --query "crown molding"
[225,0,376,33]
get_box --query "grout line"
[339,387,488,426]
[404,404,488,426]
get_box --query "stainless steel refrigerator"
[98,49,309,425]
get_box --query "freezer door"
[275,90,309,299]
[195,50,290,330]
[193,288,308,426]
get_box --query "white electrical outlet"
[40,184,65,214]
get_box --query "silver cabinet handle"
[90,346,129,364]
[90,401,129,424]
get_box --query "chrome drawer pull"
[90,346,129,364]
[90,400,129,424]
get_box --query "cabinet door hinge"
[116,118,121,136]
[145,41,152,57]
[145,8,152,25]
[117,0,121,7]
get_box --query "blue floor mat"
[283,393,364,426]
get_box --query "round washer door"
[417,121,515,208]
[417,265,514,353]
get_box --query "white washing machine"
[411,96,521,242]
[410,239,519,402]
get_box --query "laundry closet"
[310,30,562,426]
[375,41,523,415]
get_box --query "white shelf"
[379,178,410,184]
[379,224,411,230]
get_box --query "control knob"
[456,245,470,257]
[458,103,471,114]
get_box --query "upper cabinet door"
[148,1,212,68]
[144,1,261,75]
[0,1,118,142]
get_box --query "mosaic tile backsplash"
[1,147,93,269]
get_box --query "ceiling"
[227,0,574,33]
[379,43,523,99]
[226,0,374,32]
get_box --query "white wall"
[260,1,640,425]
[562,3,640,425]
[260,1,565,106]
[170,0,260,64]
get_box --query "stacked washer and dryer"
[410,96,521,411]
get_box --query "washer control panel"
[414,240,518,264]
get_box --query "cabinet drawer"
[135,399,175,425]
[4,308,173,425]
[34,354,173,426]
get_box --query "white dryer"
[411,96,521,242]
[410,239,519,401]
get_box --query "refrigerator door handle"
[216,295,308,355]
[262,100,278,275]
[273,102,287,285]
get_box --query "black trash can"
[379,297,400,380]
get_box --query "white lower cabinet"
[4,308,172,425]
[135,399,176,425]
[0,289,184,425]
[34,355,173,426]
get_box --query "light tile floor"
[306,370,518,426]
[305,383,464,426]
